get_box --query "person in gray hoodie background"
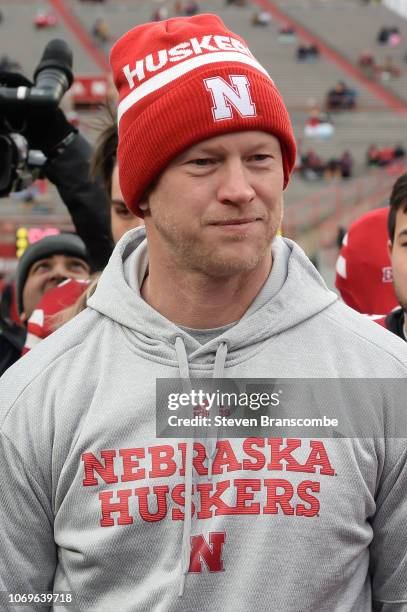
[1,13,407,612]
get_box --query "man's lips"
[208,218,261,226]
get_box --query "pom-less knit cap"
[335,208,398,315]
[16,234,89,315]
[110,14,296,216]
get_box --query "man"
[91,118,144,243]
[379,172,407,340]
[16,234,90,323]
[0,234,90,373]
[1,15,407,611]
[335,179,407,341]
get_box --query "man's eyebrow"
[111,198,127,206]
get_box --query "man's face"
[389,206,407,311]
[141,131,284,277]
[21,254,90,321]
[111,164,143,244]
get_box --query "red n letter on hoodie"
[189,532,226,572]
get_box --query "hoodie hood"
[88,227,338,364]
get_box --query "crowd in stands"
[92,17,111,47]
[152,1,200,21]
[278,25,296,43]
[358,51,401,81]
[366,143,406,167]
[299,140,406,181]
[34,9,58,29]
[251,10,272,27]
[298,149,354,181]
[377,25,401,47]
[326,81,357,111]
[304,108,334,139]
[296,44,319,63]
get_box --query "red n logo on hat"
[204,75,256,121]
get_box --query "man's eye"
[250,154,270,162]
[71,262,86,270]
[190,158,214,166]
[114,205,133,218]
[118,209,133,218]
[33,263,49,273]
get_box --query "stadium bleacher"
[278,0,407,101]
[0,0,101,76]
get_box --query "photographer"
[0,40,114,273]
[0,41,114,373]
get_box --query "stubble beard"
[152,210,281,278]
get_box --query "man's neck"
[141,253,272,329]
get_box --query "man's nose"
[217,161,256,205]
[49,264,69,281]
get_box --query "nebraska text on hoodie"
[1,230,407,611]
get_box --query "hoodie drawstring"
[174,337,228,596]
[174,337,194,597]
[207,342,228,479]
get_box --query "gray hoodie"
[1,228,407,611]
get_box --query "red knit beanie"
[110,14,296,216]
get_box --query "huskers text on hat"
[122,35,254,89]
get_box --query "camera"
[0,124,46,196]
[0,39,73,197]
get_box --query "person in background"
[4,234,90,364]
[16,234,90,324]
[251,10,271,26]
[339,150,353,178]
[0,70,113,272]
[375,173,407,340]
[91,118,144,243]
